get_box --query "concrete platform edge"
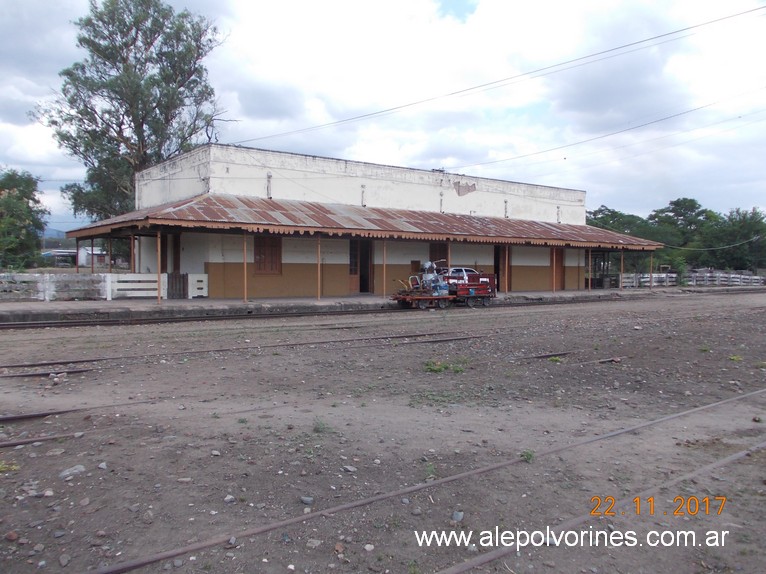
[0,286,763,325]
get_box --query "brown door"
[551,247,565,291]
[494,245,510,292]
[349,239,360,293]
[359,240,372,292]
[349,239,373,293]
[429,242,448,268]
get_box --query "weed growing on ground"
[424,360,449,373]
[0,460,20,472]
[424,357,469,373]
[520,449,535,463]
[313,418,332,434]
[408,389,466,407]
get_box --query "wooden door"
[349,239,360,293]
[551,247,565,291]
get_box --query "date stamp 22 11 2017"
[590,495,727,517]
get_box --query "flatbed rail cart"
[392,262,496,309]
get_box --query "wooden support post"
[382,239,387,297]
[649,251,654,290]
[316,235,322,300]
[620,251,624,290]
[447,241,451,270]
[505,244,510,293]
[243,231,248,303]
[108,238,113,273]
[577,249,584,291]
[130,235,135,273]
[587,248,592,292]
[90,238,95,273]
[551,247,556,293]
[75,239,80,273]
[156,231,161,304]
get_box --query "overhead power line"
[229,5,766,146]
[665,235,762,251]
[448,86,766,170]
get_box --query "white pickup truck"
[440,267,490,284]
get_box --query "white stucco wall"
[136,146,212,209]
[373,241,428,265]
[565,248,585,266]
[138,233,352,273]
[181,233,212,274]
[285,237,347,264]
[512,246,550,266]
[450,243,494,268]
[136,145,587,224]
[137,232,586,280]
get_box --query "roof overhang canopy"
[67,193,663,251]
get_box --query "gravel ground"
[1,290,765,574]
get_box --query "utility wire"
[589,218,762,251]
[448,100,724,169]
[663,235,761,251]
[230,5,766,146]
[521,107,766,174]
[41,8,766,190]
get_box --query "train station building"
[67,144,661,299]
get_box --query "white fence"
[0,273,208,302]
[620,272,764,288]
[686,271,765,287]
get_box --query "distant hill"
[43,227,67,239]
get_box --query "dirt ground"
[1,290,765,574]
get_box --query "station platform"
[0,286,762,325]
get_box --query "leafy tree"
[0,170,50,269]
[37,0,222,220]
[587,205,650,236]
[589,199,766,276]
[586,206,656,273]
[647,198,718,247]
[697,208,766,272]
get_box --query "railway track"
[1,293,764,574]
[0,329,492,374]
[2,295,756,372]
[0,305,404,330]
[12,388,759,574]
[0,289,656,331]
[2,287,763,331]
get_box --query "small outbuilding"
[67,144,661,299]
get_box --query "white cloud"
[1,123,62,165]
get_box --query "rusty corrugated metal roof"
[67,193,662,250]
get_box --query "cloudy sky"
[2,0,765,231]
